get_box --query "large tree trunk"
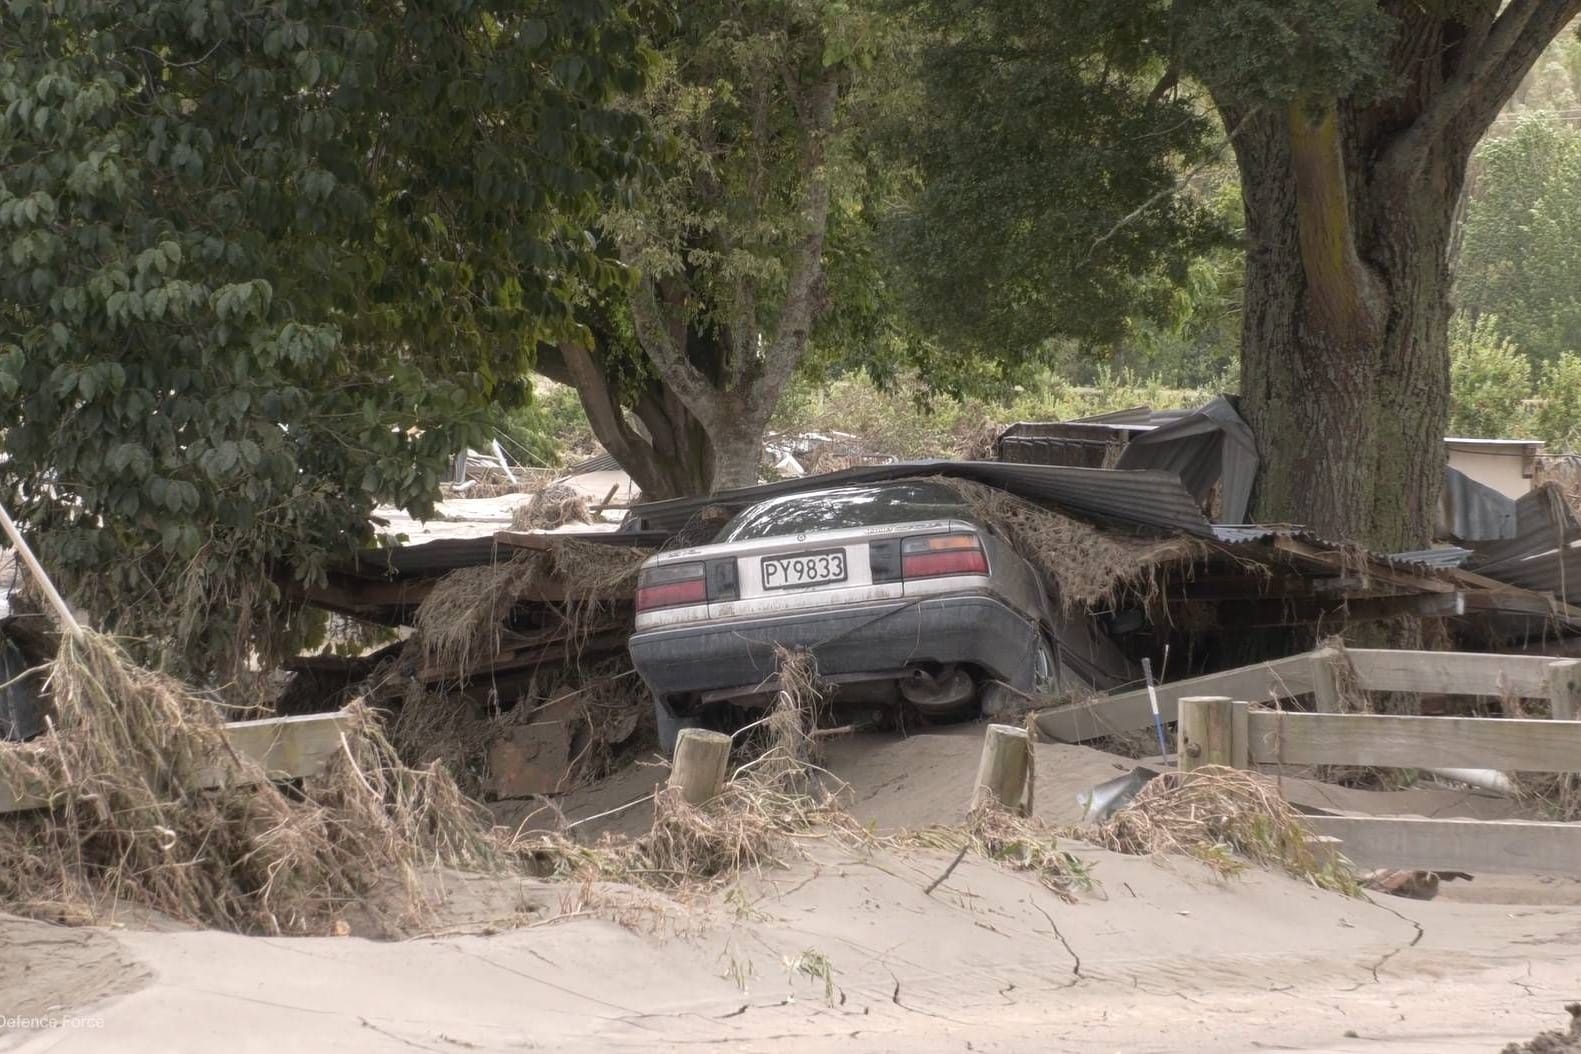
[1233,105,1461,550]
[1228,1,1581,549]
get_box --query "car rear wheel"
[980,633,1057,718]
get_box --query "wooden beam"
[1,711,352,815]
[1311,649,1342,714]
[1037,654,1315,742]
[1345,648,1561,697]
[1248,711,1581,772]
[1169,592,1476,628]
[1269,536,1456,593]
[1303,815,1581,877]
[667,728,731,805]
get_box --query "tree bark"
[1234,111,1460,551]
[1229,0,1581,550]
[536,341,712,499]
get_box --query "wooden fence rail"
[1299,815,1581,877]
[1042,647,1581,743]
[1,711,352,815]
[1244,710,1581,773]
[1176,695,1581,876]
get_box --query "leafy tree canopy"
[539,0,884,496]
[0,0,654,675]
[1458,115,1581,364]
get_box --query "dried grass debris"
[907,804,1092,899]
[410,539,649,682]
[512,482,593,531]
[0,630,517,936]
[1503,1004,1581,1054]
[412,555,544,678]
[1087,766,1359,895]
[936,477,1207,612]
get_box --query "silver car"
[627,481,1093,750]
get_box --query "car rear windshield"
[716,482,971,541]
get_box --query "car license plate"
[761,550,847,590]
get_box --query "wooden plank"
[971,724,1032,811]
[1303,815,1581,876]
[1038,654,1315,742]
[1550,659,1581,722]
[1,712,351,815]
[217,712,352,783]
[1345,648,1561,697]
[1248,711,1581,772]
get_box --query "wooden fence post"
[1311,647,1343,714]
[1229,700,1251,770]
[1549,659,1581,722]
[667,729,732,805]
[972,723,1031,812]
[1178,696,1234,771]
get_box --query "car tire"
[979,633,1057,719]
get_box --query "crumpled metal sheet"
[1436,466,1517,543]
[623,461,1216,539]
[1111,395,1260,524]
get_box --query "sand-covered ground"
[6,726,1580,1053]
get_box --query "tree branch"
[624,271,720,428]
[555,341,668,493]
[1382,0,1581,177]
[752,72,840,418]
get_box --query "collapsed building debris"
[279,445,1581,818]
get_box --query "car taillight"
[902,534,988,578]
[635,561,708,611]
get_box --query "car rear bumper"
[628,593,1040,704]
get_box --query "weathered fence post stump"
[1177,696,1235,771]
[667,729,732,805]
[972,723,1031,812]
[1310,647,1343,714]
[1229,700,1251,770]
[1549,659,1581,722]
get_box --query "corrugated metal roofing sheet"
[342,529,667,580]
[565,451,622,476]
[1437,467,1517,543]
[623,461,1215,538]
[1464,483,1581,600]
[1207,526,1472,577]
[1388,546,1476,569]
[995,396,1258,523]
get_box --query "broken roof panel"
[1437,466,1518,543]
[996,395,1258,523]
[622,461,1216,538]
[1111,396,1258,523]
[1463,483,1581,601]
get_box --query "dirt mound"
[0,913,150,1022]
